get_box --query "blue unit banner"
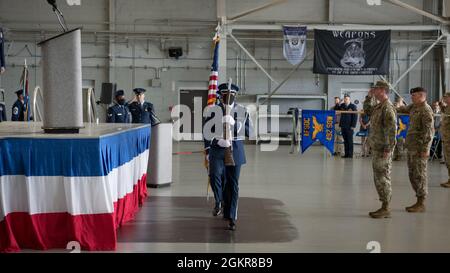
[301,110,335,154]
[397,115,409,139]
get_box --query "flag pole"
[205,27,221,201]
[25,59,29,122]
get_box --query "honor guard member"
[363,81,397,218]
[11,89,28,121]
[106,89,131,123]
[397,87,434,213]
[0,102,6,122]
[439,92,450,188]
[129,88,160,126]
[203,83,253,231]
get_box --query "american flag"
[207,37,219,106]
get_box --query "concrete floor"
[115,142,450,253]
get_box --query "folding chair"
[430,132,442,161]
[355,130,369,158]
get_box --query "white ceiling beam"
[392,34,446,89]
[230,24,441,32]
[384,0,450,24]
[217,0,226,20]
[227,0,287,23]
[229,33,279,85]
[328,0,335,23]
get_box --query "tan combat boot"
[369,202,391,218]
[405,197,426,213]
[440,181,450,188]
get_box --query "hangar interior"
[1,0,450,253]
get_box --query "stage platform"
[0,121,148,139]
[0,122,151,252]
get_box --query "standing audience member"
[439,93,450,187]
[339,94,358,158]
[430,101,442,161]
[331,97,344,156]
[359,108,371,157]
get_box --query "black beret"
[410,87,426,94]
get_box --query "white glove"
[222,115,235,126]
[217,139,231,148]
[205,154,209,162]
[0,67,5,74]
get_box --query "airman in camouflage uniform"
[439,92,450,188]
[363,81,397,218]
[397,87,434,213]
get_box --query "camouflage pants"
[334,124,344,155]
[372,151,393,203]
[393,137,405,160]
[443,141,450,182]
[407,151,428,198]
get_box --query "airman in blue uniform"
[128,88,160,126]
[11,89,28,121]
[106,90,131,123]
[203,83,253,231]
[0,27,5,75]
[0,103,6,122]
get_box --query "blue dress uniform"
[0,28,5,71]
[128,88,159,126]
[339,100,358,157]
[0,103,6,122]
[203,83,253,230]
[107,103,131,123]
[11,90,28,122]
[106,90,131,123]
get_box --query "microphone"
[46,0,68,32]
[47,0,57,9]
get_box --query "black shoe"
[212,204,222,216]
[227,220,236,231]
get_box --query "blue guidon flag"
[301,110,335,154]
[397,115,409,139]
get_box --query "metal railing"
[86,88,97,123]
[32,86,44,122]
